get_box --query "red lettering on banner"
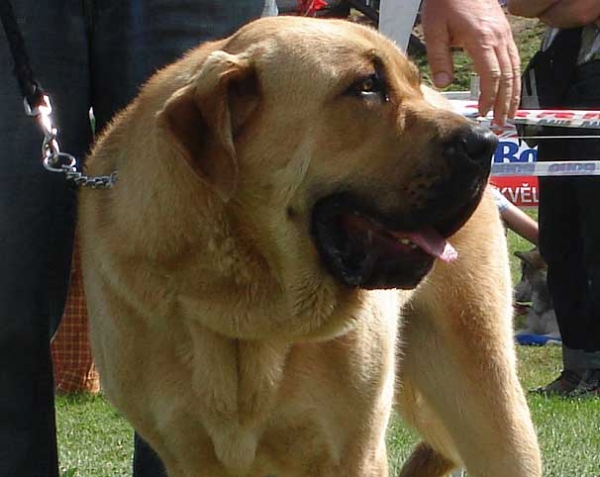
[538,111,574,119]
[582,112,600,120]
[515,110,530,118]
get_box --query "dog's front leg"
[395,198,542,477]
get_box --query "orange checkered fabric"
[51,245,100,394]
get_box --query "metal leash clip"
[23,94,117,189]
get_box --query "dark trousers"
[538,60,600,355]
[0,1,272,475]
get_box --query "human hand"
[421,0,521,125]
[538,0,600,28]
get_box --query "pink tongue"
[395,228,458,263]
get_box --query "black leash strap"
[0,0,46,112]
[0,0,117,188]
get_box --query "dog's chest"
[192,336,290,475]
[192,336,353,477]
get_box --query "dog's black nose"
[444,125,498,171]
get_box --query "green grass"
[56,394,133,477]
[518,350,600,477]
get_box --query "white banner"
[449,100,600,130]
[492,161,600,177]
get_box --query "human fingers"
[507,37,521,119]
[491,44,513,124]
[490,32,521,122]
[421,9,454,88]
[466,23,519,124]
[464,39,501,120]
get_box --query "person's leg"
[537,60,600,395]
[539,177,587,348]
[536,172,588,393]
[537,143,588,363]
[564,61,600,392]
[0,2,92,475]
[133,435,168,477]
[575,175,600,393]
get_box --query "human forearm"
[539,0,600,28]
[506,0,560,19]
[501,206,539,245]
[508,0,600,27]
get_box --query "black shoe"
[530,369,582,396]
[569,369,600,398]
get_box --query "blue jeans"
[0,1,275,475]
[537,60,600,369]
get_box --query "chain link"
[65,169,118,189]
[25,94,117,189]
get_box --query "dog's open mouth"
[311,192,478,290]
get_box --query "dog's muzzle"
[310,124,497,290]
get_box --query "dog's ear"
[514,248,547,269]
[157,51,259,201]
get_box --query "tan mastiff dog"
[79,16,541,477]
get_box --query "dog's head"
[514,248,548,303]
[156,17,496,292]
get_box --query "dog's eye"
[347,74,388,102]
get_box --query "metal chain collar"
[24,94,117,189]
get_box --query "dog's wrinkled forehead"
[224,17,420,101]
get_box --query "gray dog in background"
[514,248,560,340]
